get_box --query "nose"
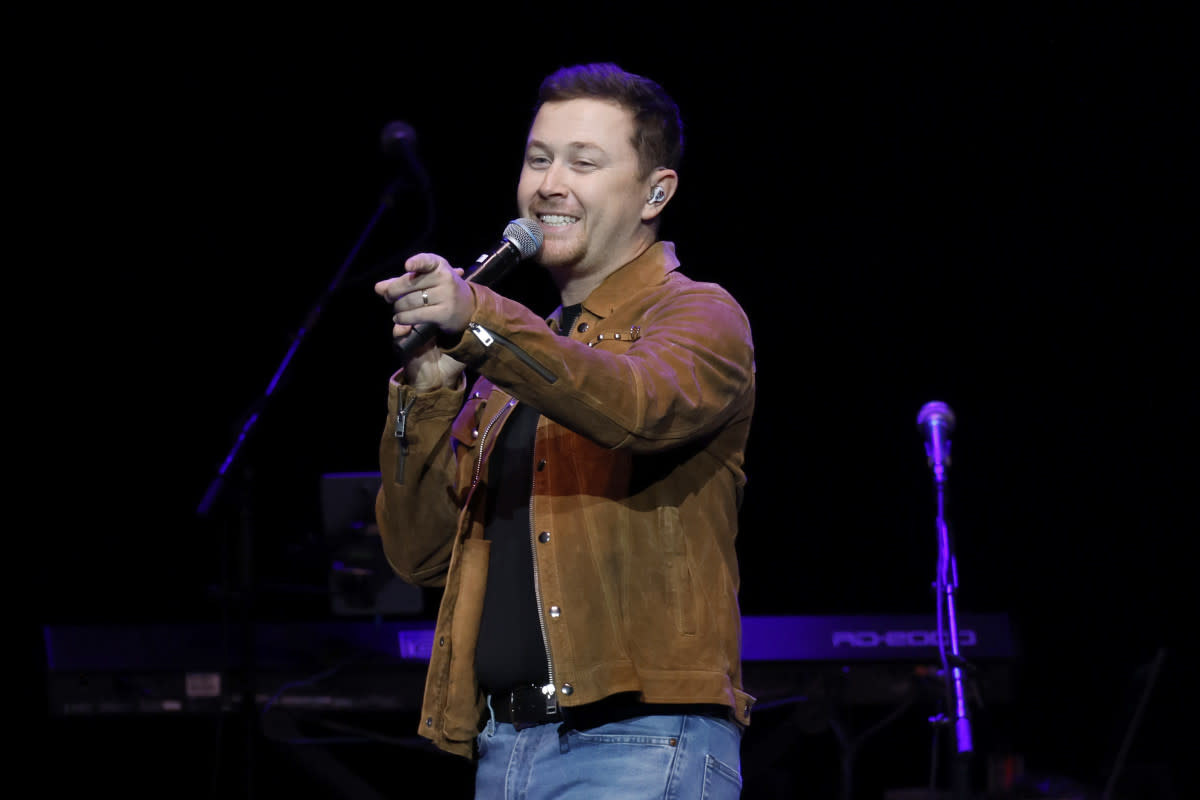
[537,163,568,198]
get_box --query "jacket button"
[538,531,550,543]
[425,716,433,726]
[560,684,574,696]
[577,322,589,333]
[471,428,479,438]
[438,637,445,647]
[549,605,561,618]
[536,459,546,471]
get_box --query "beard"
[534,234,586,271]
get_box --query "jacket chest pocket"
[451,393,488,450]
[450,391,494,492]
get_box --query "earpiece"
[648,185,666,204]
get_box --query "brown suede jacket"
[375,241,757,759]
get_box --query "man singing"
[374,61,756,799]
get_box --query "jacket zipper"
[468,322,558,384]
[471,397,515,488]
[529,431,558,712]
[467,321,559,705]
[393,393,417,484]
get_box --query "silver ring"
[421,290,430,306]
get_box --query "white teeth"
[539,214,578,226]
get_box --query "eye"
[526,154,551,168]
[573,160,597,171]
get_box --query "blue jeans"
[474,702,744,799]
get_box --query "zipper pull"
[541,683,558,713]
[468,322,495,346]
[393,394,416,484]
[396,393,416,440]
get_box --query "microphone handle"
[392,321,440,361]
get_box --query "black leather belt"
[488,688,735,733]
[490,685,561,730]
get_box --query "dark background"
[28,5,1194,799]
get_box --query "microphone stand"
[194,156,432,798]
[919,408,974,800]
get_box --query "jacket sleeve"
[444,279,755,453]
[374,370,465,587]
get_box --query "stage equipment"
[321,471,423,617]
[916,400,973,800]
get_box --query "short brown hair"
[535,62,684,178]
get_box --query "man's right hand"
[375,252,474,391]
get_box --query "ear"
[640,168,679,222]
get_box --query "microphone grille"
[916,401,956,432]
[505,218,544,259]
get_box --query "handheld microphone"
[917,401,956,478]
[393,217,544,360]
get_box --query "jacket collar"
[584,241,679,320]
[547,241,679,332]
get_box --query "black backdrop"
[29,5,1193,798]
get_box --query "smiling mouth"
[538,214,579,227]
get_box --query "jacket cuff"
[387,369,465,419]
[441,284,495,365]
